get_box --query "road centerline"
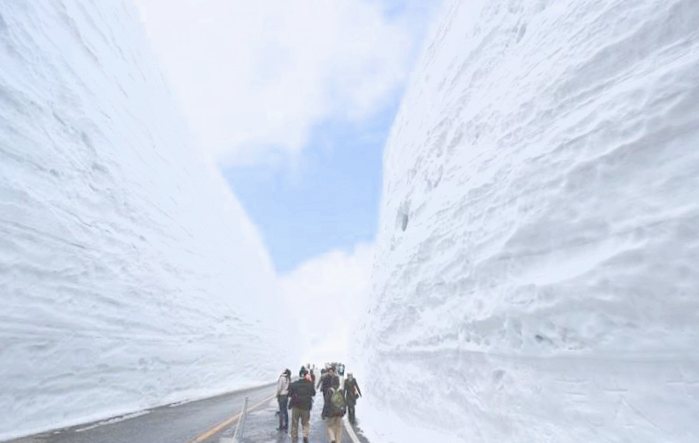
[188,394,275,443]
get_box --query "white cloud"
[279,243,374,365]
[135,0,435,165]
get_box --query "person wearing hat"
[288,366,316,443]
[276,368,291,431]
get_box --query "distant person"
[310,369,316,385]
[316,369,326,397]
[300,366,314,384]
[343,373,362,423]
[319,366,340,396]
[322,386,346,443]
[316,368,325,391]
[276,368,291,431]
[319,366,340,418]
[288,366,316,443]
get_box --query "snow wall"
[357,0,699,442]
[0,2,292,440]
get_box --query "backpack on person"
[328,387,346,416]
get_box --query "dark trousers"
[348,403,356,422]
[277,395,288,429]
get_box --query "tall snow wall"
[0,2,291,440]
[358,0,699,441]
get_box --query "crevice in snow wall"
[0,1,291,440]
[357,0,699,441]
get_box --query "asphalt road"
[7,383,371,443]
[7,383,276,443]
[224,395,371,443]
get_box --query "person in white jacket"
[276,368,291,431]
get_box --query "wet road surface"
[222,395,371,443]
[7,383,371,443]
[8,383,275,443]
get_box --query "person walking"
[322,386,346,443]
[343,373,362,423]
[288,366,316,443]
[316,368,326,391]
[276,368,291,431]
[319,366,340,418]
[320,366,340,395]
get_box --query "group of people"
[275,364,363,443]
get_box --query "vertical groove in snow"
[357,0,699,441]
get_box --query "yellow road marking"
[188,394,276,443]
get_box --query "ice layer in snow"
[357,0,699,441]
[0,1,290,440]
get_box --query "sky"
[136,0,441,359]
[221,103,396,272]
[137,0,440,270]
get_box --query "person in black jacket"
[318,366,340,418]
[288,367,316,443]
[317,366,340,395]
[343,373,362,423]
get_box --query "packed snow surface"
[358,0,699,441]
[0,1,290,440]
